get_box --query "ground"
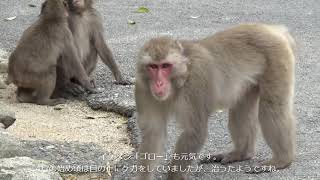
[0,0,319,179]
[0,75,133,179]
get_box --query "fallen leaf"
[121,119,128,124]
[53,107,63,111]
[135,6,150,13]
[88,115,110,119]
[127,19,136,25]
[86,116,96,119]
[190,15,201,19]
[5,16,16,21]
[28,4,37,7]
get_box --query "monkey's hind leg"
[16,87,36,103]
[201,86,259,165]
[255,92,295,172]
[250,65,295,173]
[35,73,66,106]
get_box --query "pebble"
[0,109,16,129]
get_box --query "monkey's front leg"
[167,114,208,180]
[65,81,85,96]
[136,113,168,180]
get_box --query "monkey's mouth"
[155,92,165,97]
[151,87,166,98]
[152,91,170,101]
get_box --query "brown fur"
[53,0,128,97]
[135,24,296,179]
[7,0,93,105]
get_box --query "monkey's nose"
[156,81,163,87]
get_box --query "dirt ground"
[0,74,134,180]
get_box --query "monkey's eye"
[161,63,172,69]
[148,64,158,69]
[63,1,68,7]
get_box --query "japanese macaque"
[7,0,94,106]
[135,24,296,179]
[53,0,129,97]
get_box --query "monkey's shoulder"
[86,8,103,22]
[70,9,103,31]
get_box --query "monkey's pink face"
[147,62,173,101]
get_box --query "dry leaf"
[135,7,150,13]
[5,16,16,21]
[190,15,201,19]
[127,19,136,25]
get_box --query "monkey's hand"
[65,82,86,96]
[114,77,134,86]
[90,78,96,88]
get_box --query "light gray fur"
[135,24,296,179]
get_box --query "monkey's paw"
[65,83,85,96]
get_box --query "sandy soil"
[0,73,133,179]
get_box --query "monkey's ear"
[175,40,184,53]
[40,1,47,15]
[87,0,94,7]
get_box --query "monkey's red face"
[147,62,173,101]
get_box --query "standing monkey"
[53,0,129,97]
[135,24,296,179]
[7,0,94,105]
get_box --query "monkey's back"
[200,24,295,67]
[68,8,103,71]
[8,19,69,87]
[198,24,295,109]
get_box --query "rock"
[0,130,28,159]
[0,157,62,180]
[12,168,62,180]
[21,140,113,170]
[87,85,135,117]
[0,109,16,129]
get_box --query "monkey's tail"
[267,25,296,52]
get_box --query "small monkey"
[135,24,296,179]
[7,0,94,105]
[53,0,129,97]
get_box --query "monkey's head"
[41,0,69,18]
[137,37,189,101]
[67,0,93,13]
